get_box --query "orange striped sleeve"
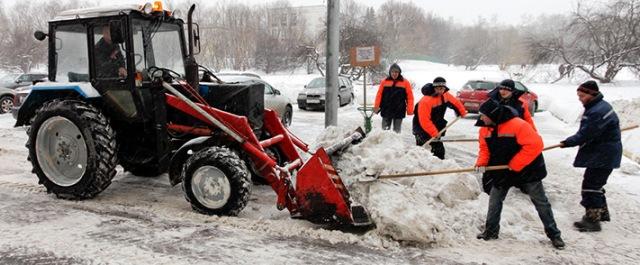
[374,81,385,108]
[476,127,490,166]
[405,80,414,115]
[520,99,536,131]
[445,92,467,117]
[418,98,439,137]
[509,119,543,171]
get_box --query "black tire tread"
[27,99,117,199]
[182,146,251,216]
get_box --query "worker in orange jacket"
[474,99,564,250]
[488,79,536,131]
[412,77,466,159]
[373,63,414,133]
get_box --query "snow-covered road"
[1,103,639,264]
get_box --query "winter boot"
[476,229,499,241]
[600,205,610,222]
[574,208,602,232]
[550,237,565,250]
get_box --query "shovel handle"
[378,165,509,179]
[423,116,462,147]
[436,138,477,143]
[544,124,639,151]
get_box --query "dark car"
[2,73,48,89]
[456,80,539,115]
[0,87,16,114]
[297,76,354,110]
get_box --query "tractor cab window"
[54,24,89,82]
[132,19,185,80]
[93,24,127,80]
[91,22,137,119]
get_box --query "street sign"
[349,46,380,67]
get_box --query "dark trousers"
[414,135,445,159]
[581,168,612,209]
[382,118,402,133]
[485,181,561,239]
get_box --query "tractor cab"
[39,3,188,122]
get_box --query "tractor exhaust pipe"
[184,4,199,90]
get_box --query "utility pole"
[325,0,340,127]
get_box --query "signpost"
[349,46,380,133]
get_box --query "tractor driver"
[95,25,127,78]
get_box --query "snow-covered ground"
[1,61,639,264]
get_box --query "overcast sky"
[114,0,581,25]
[5,0,583,25]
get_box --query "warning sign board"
[349,46,380,67]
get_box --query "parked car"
[216,73,293,127]
[1,73,48,89]
[456,80,539,116]
[11,85,31,119]
[297,76,354,110]
[0,87,16,114]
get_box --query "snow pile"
[316,127,486,246]
[612,98,640,127]
[611,99,640,163]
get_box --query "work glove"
[474,166,486,173]
[559,141,567,148]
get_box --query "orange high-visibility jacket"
[374,77,414,118]
[475,117,543,172]
[417,92,466,137]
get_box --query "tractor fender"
[15,82,101,126]
[169,136,212,186]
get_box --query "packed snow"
[1,60,640,264]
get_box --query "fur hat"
[577,80,599,96]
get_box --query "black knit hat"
[577,80,599,96]
[497,79,515,91]
[478,99,502,122]
[433,77,446,87]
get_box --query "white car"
[216,73,293,127]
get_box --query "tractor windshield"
[132,19,185,78]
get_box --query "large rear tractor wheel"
[182,146,251,216]
[27,100,117,199]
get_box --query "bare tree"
[451,19,495,70]
[528,0,640,83]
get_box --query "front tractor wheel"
[182,146,251,216]
[27,100,118,199]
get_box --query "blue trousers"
[581,168,612,209]
[484,181,561,239]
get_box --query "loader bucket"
[295,148,372,226]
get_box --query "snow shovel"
[360,165,509,182]
[423,116,462,147]
[543,124,639,151]
[432,138,477,143]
